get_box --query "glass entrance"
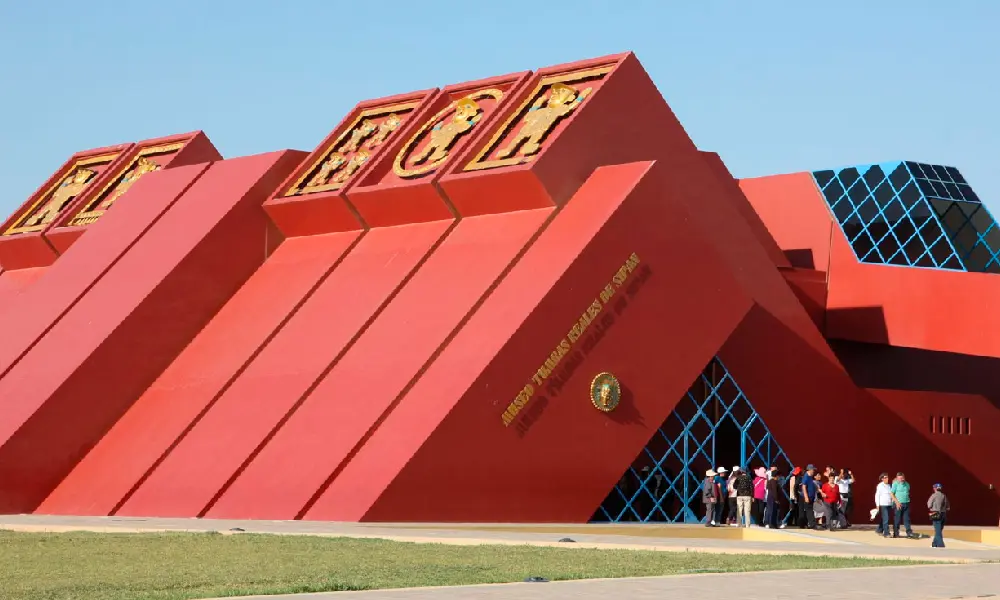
[591,357,793,523]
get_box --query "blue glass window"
[812,162,1000,273]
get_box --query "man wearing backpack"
[734,467,754,527]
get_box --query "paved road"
[207,563,1000,599]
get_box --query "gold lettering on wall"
[501,252,641,427]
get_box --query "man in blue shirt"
[799,464,818,529]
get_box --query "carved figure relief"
[286,102,417,196]
[413,98,481,165]
[4,150,122,236]
[331,150,369,184]
[23,168,96,227]
[66,142,184,227]
[306,153,346,188]
[463,66,612,172]
[367,114,401,149]
[393,88,503,179]
[496,83,590,159]
[98,157,160,210]
[341,120,378,153]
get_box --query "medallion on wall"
[590,372,621,413]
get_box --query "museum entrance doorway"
[590,357,793,523]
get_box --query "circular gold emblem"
[590,372,621,413]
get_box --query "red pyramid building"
[0,53,993,525]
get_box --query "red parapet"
[0,143,133,270]
[438,52,692,216]
[45,131,222,254]
[264,90,438,237]
[347,71,532,227]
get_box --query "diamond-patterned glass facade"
[812,161,1000,273]
[591,357,793,524]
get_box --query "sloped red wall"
[0,152,301,512]
[37,232,359,515]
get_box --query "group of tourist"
[702,464,951,548]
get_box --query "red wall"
[37,232,359,515]
[308,161,757,521]
[0,151,300,513]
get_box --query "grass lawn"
[0,530,926,600]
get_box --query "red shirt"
[822,483,839,504]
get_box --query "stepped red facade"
[0,53,996,525]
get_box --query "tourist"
[752,467,767,525]
[783,466,802,529]
[799,464,819,529]
[927,483,950,548]
[822,474,841,529]
[714,467,729,525]
[891,472,915,538]
[875,473,894,537]
[836,468,854,527]
[812,472,827,528]
[702,469,720,526]
[734,467,754,527]
[765,467,781,528]
[727,467,740,525]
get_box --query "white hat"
[706,469,717,477]
[732,466,741,472]
[716,466,728,473]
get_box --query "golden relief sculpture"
[366,113,401,149]
[496,83,590,159]
[3,151,120,236]
[464,66,613,172]
[97,157,160,210]
[23,168,96,228]
[411,98,482,165]
[331,150,369,184]
[393,88,503,179]
[341,119,378,153]
[67,142,184,227]
[306,153,346,187]
[285,101,418,197]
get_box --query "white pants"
[736,496,753,527]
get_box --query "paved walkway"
[215,563,1000,599]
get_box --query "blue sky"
[1,1,997,215]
